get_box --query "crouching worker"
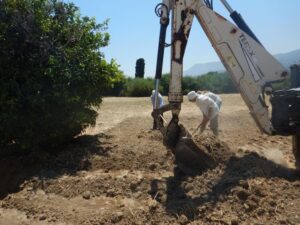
[150,90,164,130]
[187,91,220,136]
[197,90,222,111]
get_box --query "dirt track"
[0,94,299,225]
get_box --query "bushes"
[193,72,237,94]
[0,0,121,151]
[103,59,126,96]
[116,72,237,97]
[123,78,154,97]
[162,72,237,95]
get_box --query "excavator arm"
[152,0,299,141]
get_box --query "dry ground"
[0,94,299,225]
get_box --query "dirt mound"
[0,96,299,225]
[192,134,234,162]
[174,129,234,175]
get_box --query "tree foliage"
[122,78,154,97]
[103,59,126,96]
[165,72,237,95]
[119,72,237,97]
[188,72,237,94]
[0,0,121,150]
[135,58,145,78]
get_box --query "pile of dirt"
[0,109,299,225]
[149,143,298,224]
[173,129,234,175]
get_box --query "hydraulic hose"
[154,3,170,109]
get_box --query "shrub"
[182,72,237,94]
[103,59,126,96]
[160,72,237,95]
[160,74,170,95]
[123,78,154,97]
[0,0,120,150]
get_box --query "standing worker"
[151,90,164,129]
[187,91,220,136]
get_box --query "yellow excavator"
[151,0,300,173]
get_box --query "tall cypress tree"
[135,58,145,78]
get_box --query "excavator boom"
[152,0,300,173]
[153,0,297,136]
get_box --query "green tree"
[103,59,126,96]
[135,58,145,78]
[123,78,153,97]
[182,72,237,94]
[160,74,170,95]
[0,0,121,150]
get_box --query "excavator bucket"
[152,109,217,175]
[163,119,217,175]
[174,126,217,175]
[162,116,181,149]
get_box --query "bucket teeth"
[163,118,181,149]
[162,120,217,175]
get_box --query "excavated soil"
[0,95,299,225]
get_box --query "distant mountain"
[184,61,225,76]
[274,49,300,68]
[184,49,300,76]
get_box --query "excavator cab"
[271,88,300,136]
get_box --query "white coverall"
[195,94,220,135]
[150,90,164,109]
[204,91,222,110]
[150,90,164,129]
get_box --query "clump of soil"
[173,125,234,175]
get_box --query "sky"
[68,0,300,77]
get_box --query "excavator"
[151,0,300,174]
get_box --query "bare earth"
[0,94,299,225]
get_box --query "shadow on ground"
[150,152,298,221]
[0,133,112,199]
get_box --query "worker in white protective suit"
[187,91,220,136]
[197,90,222,111]
[150,90,165,129]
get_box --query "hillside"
[184,49,300,76]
